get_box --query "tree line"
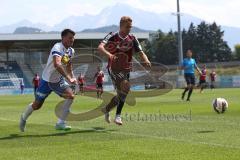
[142,21,234,65]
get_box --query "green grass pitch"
[0,88,240,160]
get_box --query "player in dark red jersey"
[98,16,151,125]
[198,65,207,93]
[94,66,104,98]
[78,73,85,95]
[32,73,40,97]
[210,70,217,89]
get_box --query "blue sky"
[1,0,240,27]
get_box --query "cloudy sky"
[1,0,239,27]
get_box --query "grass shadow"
[0,127,116,140]
[196,130,215,133]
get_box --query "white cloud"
[0,0,240,28]
[108,0,240,27]
[24,2,101,26]
[114,0,176,13]
[180,0,240,27]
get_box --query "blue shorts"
[35,78,70,102]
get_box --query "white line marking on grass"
[110,131,240,150]
[1,117,240,150]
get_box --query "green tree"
[154,31,178,65]
[234,44,240,60]
[182,23,197,54]
[142,21,232,65]
[194,22,232,62]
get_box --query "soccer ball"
[212,98,228,114]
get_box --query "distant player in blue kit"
[180,50,202,101]
[19,29,77,132]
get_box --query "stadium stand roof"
[0,33,149,41]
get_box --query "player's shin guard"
[22,103,34,121]
[58,99,73,124]
[183,88,189,95]
[116,100,125,116]
[105,96,119,112]
[116,93,127,116]
[187,88,193,100]
[100,90,103,97]
[182,88,189,99]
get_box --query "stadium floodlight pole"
[177,0,183,75]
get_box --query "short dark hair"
[61,29,75,38]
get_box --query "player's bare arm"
[66,61,75,78]
[53,56,76,84]
[139,51,151,67]
[98,42,116,60]
[195,65,202,75]
[66,61,77,84]
[93,73,98,82]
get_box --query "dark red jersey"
[95,71,104,84]
[102,32,142,71]
[200,69,207,81]
[210,72,216,81]
[32,76,40,87]
[78,75,85,84]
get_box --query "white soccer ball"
[212,98,228,114]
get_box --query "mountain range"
[0,3,239,49]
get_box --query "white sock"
[58,119,65,124]
[22,103,34,121]
[57,99,73,124]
